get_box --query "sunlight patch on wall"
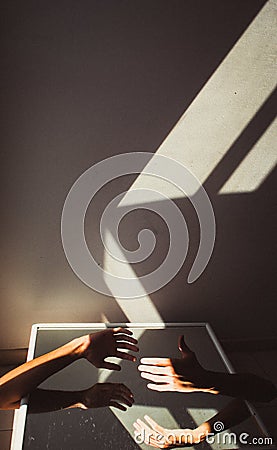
[122,0,276,198]
[220,118,277,193]
[103,230,164,326]
[100,229,164,383]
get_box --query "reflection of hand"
[139,335,277,401]
[138,335,215,394]
[81,327,139,371]
[80,383,134,411]
[133,415,199,448]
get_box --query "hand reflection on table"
[134,335,276,448]
[133,399,251,448]
[0,327,138,410]
[28,382,134,414]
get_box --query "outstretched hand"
[80,382,134,411]
[133,415,198,448]
[138,335,212,393]
[82,327,139,371]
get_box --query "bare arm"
[28,383,134,413]
[198,370,276,402]
[0,327,138,409]
[0,337,82,409]
[139,335,276,402]
[133,399,251,448]
[208,397,250,429]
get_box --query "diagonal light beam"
[102,2,275,445]
[121,0,276,199]
[220,117,277,193]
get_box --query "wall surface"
[0,0,276,349]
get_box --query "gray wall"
[1,0,276,348]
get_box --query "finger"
[149,439,162,448]
[140,358,171,366]
[149,432,167,448]
[147,383,172,392]
[111,394,133,407]
[117,342,139,352]
[150,436,167,449]
[116,350,136,361]
[101,361,121,371]
[141,372,172,384]
[115,334,138,344]
[134,421,158,446]
[138,365,172,375]
[114,392,134,405]
[118,394,134,406]
[118,383,134,398]
[133,421,145,436]
[144,416,165,434]
[148,442,161,449]
[178,335,193,355]
[123,396,134,406]
[113,327,133,335]
[148,438,162,449]
[136,418,154,435]
[111,388,134,403]
[109,401,127,411]
[133,422,141,433]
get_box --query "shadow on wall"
[97,89,277,340]
[0,0,273,346]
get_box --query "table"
[11,323,273,449]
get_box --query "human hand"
[138,335,212,393]
[133,415,197,448]
[81,327,139,371]
[80,383,134,411]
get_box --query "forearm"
[203,371,277,402]
[0,335,89,409]
[206,398,250,431]
[193,399,251,444]
[28,388,83,413]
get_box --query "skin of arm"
[0,327,138,410]
[28,383,134,413]
[138,335,276,403]
[199,370,277,402]
[133,399,251,448]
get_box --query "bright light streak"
[121,0,276,200]
[220,118,277,193]
[99,229,164,383]
[101,1,275,445]
[103,230,164,325]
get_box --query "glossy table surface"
[11,323,271,450]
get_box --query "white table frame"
[11,322,268,449]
